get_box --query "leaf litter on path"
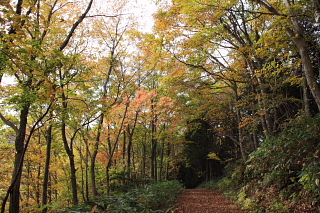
[173,188,244,213]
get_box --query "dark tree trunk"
[61,121,79,205]
[126,111,139,174]
[60,89,79,205]
[9,106,30,213]
[42,124,53,213]
[90,114,104,198]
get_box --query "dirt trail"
[173,188,244,213]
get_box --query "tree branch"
[59,0,94,51]
[0,112,18,133]
[85,14,128,18]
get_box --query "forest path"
[173,188,244,213]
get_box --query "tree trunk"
[232,83,247,162]
[42,124,52,213]
[1,101,51,213]
[8,106,30,213]
[61,121,79,205]
[256,0,320,111]
[105,104,129,194]
[90,114,104,198]
[151,126,158,180]
[61,89,79,205]
[126,112,139,174]
[159,140,165,181]
[85,149,89,201]
[142,137,147,182]
[165,143,171,180]
[150,101,158,180]
[127,126,132,171]
[79,148,86,202]
[90,146,99,198]
[289,32,320,111]
[284,0,320,110]
[302,76,312,117]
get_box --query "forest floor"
[173,188,245,213]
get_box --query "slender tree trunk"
[150,103,158,180]
[8,106,30,213]
[85,149,89,201]
[90,148,99,197]
[79,148,85,202]
[69,151,79,205]
[142,137,147,182]
[26,164,30,209]
[105,104,129,194]
[159,140,165,182]
[61,89,79,205]
[61,121,79,205]
[237,111,247,162]
[42,124,52,213]
[106,126,112,196]
[126,112,138,175]
[231,83,247,162]
[165,143,171,180]
[302,76,312,117]
[91,114,104,198]
[36,164,41,205]
[123,130,126,161]
[151,132,157,180]
[127,126,132,171]
[106,166,110,196]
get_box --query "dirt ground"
[173,188,245,213]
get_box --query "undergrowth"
[59,180,184,213]
[201,114,320,212]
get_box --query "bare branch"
[85,14,128,18]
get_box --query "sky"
[92,0,171,33]
[130,0,159,32]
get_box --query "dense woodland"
[0,0,320,212]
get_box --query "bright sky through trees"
[123,0,172,32]
[92,0,171,33]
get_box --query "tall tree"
[153,0,307,162]
[253,0,320,110]
[0,0,94,212]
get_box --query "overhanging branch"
[0,112,18,133]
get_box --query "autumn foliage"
[0,0,320,212]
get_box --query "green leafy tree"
[0,0,94,212]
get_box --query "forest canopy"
[0,0,320,212]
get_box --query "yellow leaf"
[207,152,221,161]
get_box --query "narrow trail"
[173,188,244,213]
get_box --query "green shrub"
[201,115,320,212]
[241,198,259,211]
[137,180,184,210]
[242,114,320,211]
[60,180,184,213]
